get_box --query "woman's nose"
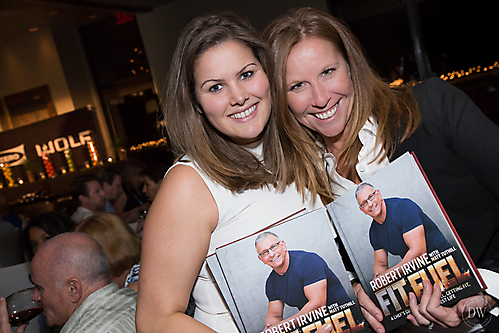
[229,84,248,106]
[311,84,329,109]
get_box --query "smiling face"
[193,40,272,145]
[256,235,289,275]
[286,37,354,154]
[356,186,386,223]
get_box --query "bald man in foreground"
[0,232,137,333]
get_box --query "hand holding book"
[327,153,485,331]
[209,152,487,332]
[353,282,385,333]
[407,280,496,329]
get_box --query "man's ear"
[281,240,287,252]
[78,194,87,204]
[68,279,83,303]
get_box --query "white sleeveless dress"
[167,144,323,331]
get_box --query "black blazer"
[391,78,499,264]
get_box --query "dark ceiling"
[0,0,173,42]
[0,0,435,42]
[0,0,495,80]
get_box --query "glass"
[259,241,281,258]
[359,190,377,209]
[5,287,42,327]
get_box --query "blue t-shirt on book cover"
[370,197,451,257]
[265,250,351,309]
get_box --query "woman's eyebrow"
[237,62,257,76]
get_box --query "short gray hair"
[254,231,280,249]
[355,182,375,200]
[44,232,109,285]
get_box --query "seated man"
[69,174,106,223]
[355,182,452,276]
[98,167,149,224]
[97,167,123,215]
[0,232,137,332]
[255,232,351,329]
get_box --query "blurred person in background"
[142,162,169,203]
[69,174,106,224]
[0,192,22,230]
[22,211,75,260]
[75,212,140,291]
[97,167,124,215]
[114,160,149,224]
[0,192,23,268]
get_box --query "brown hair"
[163,11,331,203]
[75,213,140,279]
[164,12,277,193]
[263,7,420,183]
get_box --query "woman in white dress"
[136,12,333,333]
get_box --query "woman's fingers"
[407,292,431,326]
[353,282,384,333]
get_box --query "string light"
[87,141,100,166]
[64,149,76,172]
[390,78,405,86]
[130,138,167,151]
[1,163,15,187]
[440,61,498,81]
[41,152,56,178]
[390,61,498,85]
[130,47,149,75]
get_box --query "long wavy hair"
[263,7,420,184]
[163,11,330,203]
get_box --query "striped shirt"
[61,283,137,333]
[124,262,140,288]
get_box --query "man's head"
[97,167,123,203]
[70,174,106,212]
[255,232,289,275]
[355,182,386,223]
[30,232,109,327]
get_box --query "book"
[207,208,368,333]
[326,152,485,331]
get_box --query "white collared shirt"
[324,117,389,197]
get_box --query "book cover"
[326,152,484,331]
[207,208,368,333]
